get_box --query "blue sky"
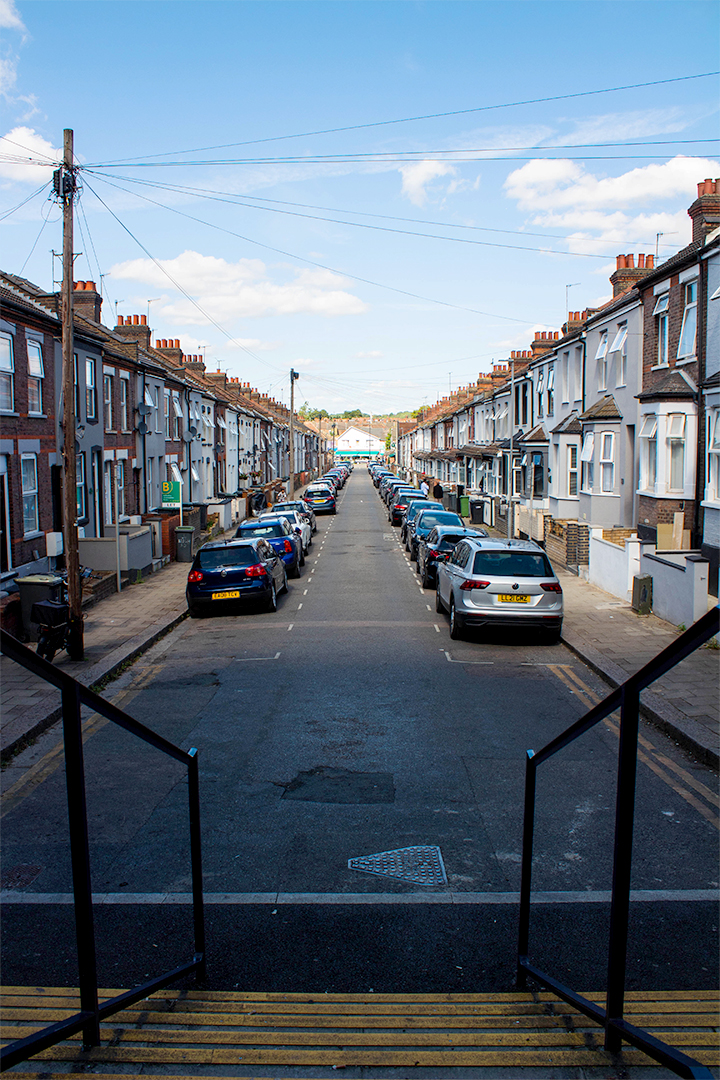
[2,0,719,414]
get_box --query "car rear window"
[197,546,256,569]
[418,511,462,528]
[438,534,465,550]
[472,551,554,577]
[307,490,332,497]
[241,524,285,538]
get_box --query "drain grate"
[348,845,447,885]
[1,864,43,890]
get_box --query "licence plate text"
[212,590,241,600]
[498,594,530,603]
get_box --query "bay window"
[667,413,686,491]
[599,431,615,493]
[580,432,594,491]
[638,414,657,491]
[707,411,720,503]
[568,443,578,496]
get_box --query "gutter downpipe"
[141,369,148,514]
[693,253,706,549]
[184,388,193,504]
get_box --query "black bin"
[175,525,195,563]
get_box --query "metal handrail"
[0,629,206,1072]
[516,605,718,1080]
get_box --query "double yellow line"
[1,663,161,820]
[548,664,719,832]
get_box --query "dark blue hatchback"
[235,516,303,577]
[186,538,287,617]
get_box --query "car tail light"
[245,563,267,579]
[187,570,203,582]
[541,582,563,593]
[427,547,440,557]
[283,539,293,552]
[460,579,490,590]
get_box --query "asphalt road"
[2,469,718,994]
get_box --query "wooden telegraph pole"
[288,368,299,498]
[57,129,83,658]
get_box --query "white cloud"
[0,126,58,181]
[399,159,456,206]
[356,350,383,359]
[109,250,366,324]
[505,155,720,212]
[0,0,26,33]
[489,325,557,354]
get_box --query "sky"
[1,0,719,415]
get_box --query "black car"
[186,538,287,617]
[389,488,426,525]
[416,525,489,588]
[401,499,440,546]
[408,507,465,560]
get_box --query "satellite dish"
[137,403,152,416]
[182,430,193,442]
[188,425,197,436]
[137,421,149,435]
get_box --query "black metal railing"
[517,605,718,1080]
[0,629,206,1072]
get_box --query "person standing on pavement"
[420,477,430,497]
[433,480,444,500]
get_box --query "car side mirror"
[294,527,302,535]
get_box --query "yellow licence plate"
[498,594,530,603]
[211,590,241,600]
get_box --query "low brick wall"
[544,517,589,567]
[155,508,200,559]
[602,527,636,546]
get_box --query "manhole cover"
[348,845,447,885]
[281,766,395,804]
[1,864,43,889]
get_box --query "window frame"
[568,442,578,497]
[76,452,87,521]
[26,339,44,415]
[666,413,686,492]
[21,453,39,535]
[164,387,171,438]
[104,373,114,431]
[546,365,555,416]
[0,332,15,412]
[677,280,697,359]
[599,431,615,493]
[85,358,96,420]
[119,377,129,431]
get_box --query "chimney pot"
[140,314,147,325]
[617,255,625,269]
[646,254,654,268]
[174,339,180,348]
[638,253,645,268]
[118,315,124,326]
[75,280,85,290]
[133,315,140,325]
[626,254,635,268]
[85,280,96,291]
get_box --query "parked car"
[186,538,287,617]
[435,538,563,640]
[408,507,465,560]
[416,525,489,588]
[389,488,426,525]
[303,485,337,514]
[235,516,303,576]
[400,498,437,545]
[274,500,317,532]
[259,508,312,554]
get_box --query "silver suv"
[435,538,563,640]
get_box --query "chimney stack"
[73,280,103,323]
[688,178,720,244]
[114,311,151,349]
[609,253,655,297]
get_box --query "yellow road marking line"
[1,663,161,819]
[548,665,719,832]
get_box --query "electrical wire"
[89,70,720,163]
[0,181,52,221]
[84,170,555,325]
[19,202,57,275]
[82,176,286,374]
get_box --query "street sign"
[161,480,181,508]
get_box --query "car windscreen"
[197,545,257,569]
[240,524,285,538]
[265,512,295,524]
[417,511,462,528]
[472,551,554,577]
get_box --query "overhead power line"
[88,71,720,164]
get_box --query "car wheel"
[280,570,289,594]
[421,567,431,589]
[290,560,301,578]
[266,582,278,612]
[545,624,562,644]
[299,550,305,566]
[449,598,464,640]
[188,604,203,619]
[435,581,444,613]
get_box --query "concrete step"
[2,986,718,1077]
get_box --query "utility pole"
[56,129,83,659]
[288,368,299,497]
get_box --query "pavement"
[1,502,718,769]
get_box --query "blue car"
[235,516,303,577]
[186,538,287,617]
